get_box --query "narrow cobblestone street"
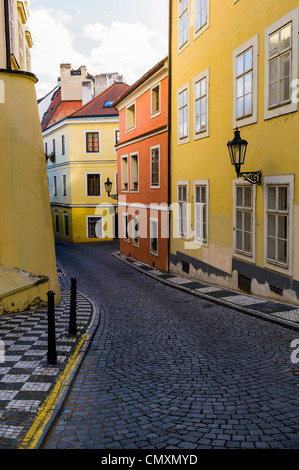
[42,242,299,449]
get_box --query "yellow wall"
[0,70,60,302]
[170,0,299,303]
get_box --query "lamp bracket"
[238,171,262,185]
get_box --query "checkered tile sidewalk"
[0,289,94,448]
[116,253,299,327]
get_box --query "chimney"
[82,81,93,106]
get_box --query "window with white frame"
[114,129,120,147]
[61,135,65,155]
[233,35,258,128]
[151,146,160,188]
[132,216,139,246]
[194,69,209,139]
[126,103,136,131]
[178,83,189,144]
[53,176,57,196]
[264,8,299,119]
[179,0,188,50]
[264,175,294,275]
[151,84,161,116]
[194,181,209,244]
[121,156,128,191]
[265,181,291,269]
[150,218,158,255]
[62,174,66,196]
[87,174,101,196]
[195,0,209,37]
[130,153,139,192]
[178,183,188,238]
[86,132,100,153]
[235,184,254,257]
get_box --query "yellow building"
[169,0,299,305]
[42,67,129,243]
[0,0,60,313]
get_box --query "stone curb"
[112,252,299,333]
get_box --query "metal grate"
[238,274,251,294]
[182,260,190,274]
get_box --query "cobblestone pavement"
[42,241,299,450]
[0,289,95,449]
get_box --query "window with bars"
[178,184,188,237]
[236,47,253,119]
[88,217,103,239]
[194,184,208,243]
[86,132,100,153]
[235,185,253,256]
[179,0,188,49]
[87,174,101,196]
[151,147,160,187]
[266,185,289,266]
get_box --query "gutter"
[3,0,11,70]
[167,0,172,272]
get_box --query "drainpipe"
[167,0,172,273]
[3,0,12,69]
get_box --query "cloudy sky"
[28,0,169,99]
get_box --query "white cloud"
[29,8,168,99]
[29,7,86,97]
[83,21,167,85]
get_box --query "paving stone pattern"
[0,290,94,448]
[42,242,299,450]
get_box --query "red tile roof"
[41,82,130,131]
[71,82,130,118]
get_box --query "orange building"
[113,58,169,271]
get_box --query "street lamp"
[227,128,261,185]
[104,177,118,200]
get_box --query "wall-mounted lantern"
[104,177,118,200]
[227,128,261,185]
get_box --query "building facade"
[169,0,299,305]
[43,69,129,243]
[0,0,60,313]
[114,58,169,271]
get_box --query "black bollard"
[69,277,77,335]
[47,290,57,365]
